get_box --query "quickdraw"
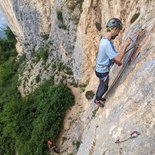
[115,131,141,144]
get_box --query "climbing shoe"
[94,100,104,108]
[101,98,106,102]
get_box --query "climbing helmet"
[106,18,123,30]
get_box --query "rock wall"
[0,0,155,154]
[75,1,155,155]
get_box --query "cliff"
[0,0,155,155]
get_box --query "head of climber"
[106,18,123,40]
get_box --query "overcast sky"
[0,9,7,30]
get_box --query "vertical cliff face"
[1,0,154,84]
[0,0,83,95]
[75,1,155,155]
[0,0,155,154]
[0,0,52,55]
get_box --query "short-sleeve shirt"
[95,38,118,73]
[48,140,52,145]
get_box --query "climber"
[47,138,60,153]
[94,18,131,107]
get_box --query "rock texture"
[0,0,155,155]
[75,1,155,155]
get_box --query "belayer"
[94,18,131,107]
[47,138,60,153]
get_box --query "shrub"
[66,0,76,10]
[0,27,75,155]
[57,62,65,71]
[64,66,73,75]
[58,23,67,30]
[79,83,87,92]
[4,26,16,41]
[36,74,41,83]
[85,90,95,100]
[76,0,84,7]
[0,27,19,155]
[130,13,140,24]
[0,57,18,86]
[36,48,49,62]
[0,81,75,155]
[92,108,99,118]
[56,10,63,22]
[41,33,49,40]
[72,140,81,151]
[56,10,67,30]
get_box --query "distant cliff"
[0,0,155,155]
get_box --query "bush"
[0,57,18,86]
[72,140,81,151]
[36,48,49,62]
[85,90,95,100]
[0,32,16,64]
[130,13,140,24]
[56,10,67,30]
[66,0,76,10]
[36,74,41,83]
[64,66,73,75]
[58,23,67,30]
[41,33,49,40]
[4,26,16,41]
[0,27,19,155]
[0,81,75,155]
[0,27,75,155]
[56,10,63,22]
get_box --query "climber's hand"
[124,38,131,48]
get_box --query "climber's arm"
[114,38,131,66]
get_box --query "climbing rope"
[103,28,146,99]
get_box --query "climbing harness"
[100,75,108,82]
[103,28,146,99]
[115,131,141,144]
[96,64,110,71]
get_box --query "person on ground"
[94,18,131,107]
[47,138,60,153]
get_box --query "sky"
[0,9,7,30]
[0,8,7,38]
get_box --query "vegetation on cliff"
[0,28,75,155]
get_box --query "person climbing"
[94,18,131,107]
[47,138,60,153]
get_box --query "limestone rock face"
[0,0,155,155]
